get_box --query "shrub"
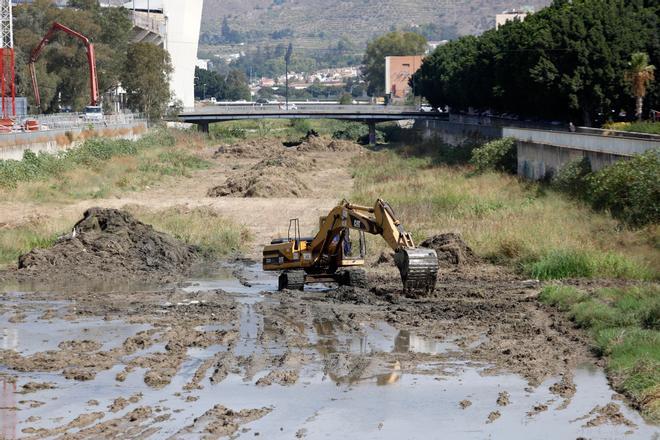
[339,93,353,105]
[586,149,659,227]
[539,285,588,311]
[332,122,385,144]
[528,249,594,279]
[552,157,592,196]
[528,249,651,280]
[470,137,517,173]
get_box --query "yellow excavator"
[262,199,438,293]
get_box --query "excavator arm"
[29,22,99,109]
[309,199,438,291]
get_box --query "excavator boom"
[29,22,99,109]
[263,199,438,293]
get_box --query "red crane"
[29,22,99,109]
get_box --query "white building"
[122,0,204,109]
[495,9,529,29]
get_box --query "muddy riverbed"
[1,261,657,439]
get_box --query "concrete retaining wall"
[0,122,149,161]
[412,119,659,180]
[414,119,502,145]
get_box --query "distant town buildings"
[495,9,530,29]
[196,59,210,70]
[385,55,422,101]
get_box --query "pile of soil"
[207,154,314,198]
[420,233,480,267]
[17,208,200,283]
[213,139,285,159]
[296,136,362,153]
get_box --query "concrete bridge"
[178,105,449,144]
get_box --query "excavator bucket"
[394,248,439,293]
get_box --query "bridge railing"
[182,104,420,115]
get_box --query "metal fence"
[181,104,419,115]
[2,113,146,133]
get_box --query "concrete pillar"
[197,122,209,133]
[367,121,377,146]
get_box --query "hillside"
[200,0,551,54]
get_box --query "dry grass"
[352,150,658,278]
[0,205,250,268]
[0,129,211,204]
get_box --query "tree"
[223,69,251,101]
[122,43,172,120]
[625,52,655,120]
[13,1,134,112]
[413,0,660,126]
[362,32,427,96]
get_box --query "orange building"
[385,55,423,100]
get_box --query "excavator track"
[394,248,439,294]
[278,270,306,291]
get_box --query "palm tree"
[625,52,655,121]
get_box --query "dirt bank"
[207,136,364,198]
[8,208,200,285]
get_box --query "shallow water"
[1,263,658,439]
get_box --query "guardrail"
[502,127,660,156]
[2,113,146,133]
[181,104,419,115]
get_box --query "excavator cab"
[262,200,439,294]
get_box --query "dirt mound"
[296,136,361,152]
[213,139,285,159]
[17,208,199,282]
[420,233,480,267]
[207,154,313,198]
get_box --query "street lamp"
[285,42,293,109]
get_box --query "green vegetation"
[0,129,209,202]
[0,206,249,267]
[603,121,660,135]
[350,146,657,279]
[413,0,660,126]
[362,32,427,96]
[125,206,250,257]
[539,285,660,421]
[194,67,251,102]
[122,43,174,120]
[207,119,390,145]
[552,150,660,227]
[529,250,653,281]
[469,138,516,174]
[14,0,171,116]
[625,52,656,121]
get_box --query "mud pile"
[420,233,480,267]
[213,139,285,159]
[296,134,362,153]
[17,208,199,282]
[207,154,314,198]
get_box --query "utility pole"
[285,42,292,109]
[0,0,15,119]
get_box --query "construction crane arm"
[28,22,99,108]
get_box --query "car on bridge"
[279,103,298,110]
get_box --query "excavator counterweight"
[262,199,438,294]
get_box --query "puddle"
[1,262,658,439]
[1,317,150,355]
[313,319,459,356]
